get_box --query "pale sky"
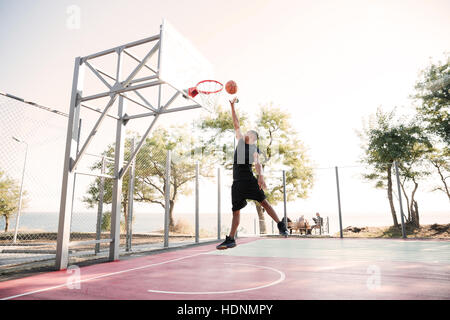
[0,0,449,228]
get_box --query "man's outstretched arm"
[230,97,243,140]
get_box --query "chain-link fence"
[0,93,67,267]
[1,92,449,270]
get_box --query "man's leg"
[260,199,280,223]
[229,210,240,238]
[260,199,289,236]
[217,210,240,250]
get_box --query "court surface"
[1,237,449,300]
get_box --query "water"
[1,210,448,236]
[0,211,258,235]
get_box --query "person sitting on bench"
[312,212,324,232]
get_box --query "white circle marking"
[147,263,286,295]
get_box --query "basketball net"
[188,80,223,110]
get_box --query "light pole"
[12,137,28,244]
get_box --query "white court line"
[147,263,286,295]
[0,252,208,300]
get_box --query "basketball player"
[217,97,289,250]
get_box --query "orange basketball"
[225,80,238,94]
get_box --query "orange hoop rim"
[196,80,223,94]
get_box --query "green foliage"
[101,211,111,232]
[0,170,22,232]
[199,105,249,169]
[100,211,126,232]
[361,108,432,186]
[200,105,248,132]
[360,107,434,226]
[200,103,314,205]
[426,148,450,199]
[82,126,213,229]
[255,105,314,204]
[414,54,450,145]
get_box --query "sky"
[0,0,449,228]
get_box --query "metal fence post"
[335,166,343,238]
[164,150,171,248]
[12,140,28,244]
[195,161,199,243]
[95,156,106,254]
[126,137,136,251]
[394,161,407,239]
[217,167,221,240]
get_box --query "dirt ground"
[337,223,450,239]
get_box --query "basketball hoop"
[188,80,223,110]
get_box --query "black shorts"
[231,177,266,211]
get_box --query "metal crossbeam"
[123,104,202,121]
[74,171,116,179]
[119,91,181,179]
[80,79,162,102]
[82,34,160,61]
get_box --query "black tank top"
[232,138,260,181]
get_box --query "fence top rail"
[0,92,68,117]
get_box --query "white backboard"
[159,19,214,94]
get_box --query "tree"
[414,54,450,146]
[427,148,450,201]
[397,147,432,227]
[414,55,450,203]
[200,104,314,234]
[0,171,22,232]
[360,108,432,227]
[83,127,212,232]
[199,105,249,169]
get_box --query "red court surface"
[1,237,449,300]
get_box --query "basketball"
[225,80,238,94]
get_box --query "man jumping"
[216,97,289,250]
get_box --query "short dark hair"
[248,130,259,140]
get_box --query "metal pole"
[56,57,84,270]
[394,161,407,239]
[272,220,274,234]
[282,170,287,226]
[70,118,82,222]
[195,162,199,243]
[12,141,28,243]
[164,150,171,248]
[95,156,105,254]
[217,167,221,240]
[335,166,343,238]
[327,217,329,234]
[109,93,126,261]
[126,138,136,251]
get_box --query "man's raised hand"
[229,96,239,106]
